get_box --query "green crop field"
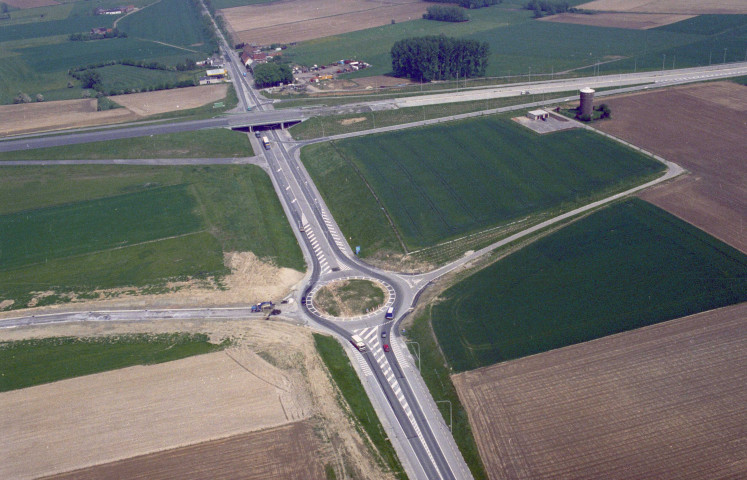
[430,199,747,372]
[0,0,214,104]
[282,7,745,79]
[92,64,199,93]
[118,0,212,50]
[302,114,664,254]
[0,165,303,310]
[0,333,227,392]
[0,129,253,161]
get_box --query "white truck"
[351,335,366,352]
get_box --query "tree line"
[69,29,127,41]
[525,1,584,17]
[391,35,489,82]
[423,5,469,22]
[426,0,499,9]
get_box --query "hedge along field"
[303,115,664,254]
[431,199,747,372]
[0,165,303,310]
[93,64,199,94]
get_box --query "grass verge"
[289,90,577,140]
[0,128,253,161]
[0,333,228,392]
[313,333,407,480]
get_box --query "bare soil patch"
[44,422,327,480]
[453,303,747,480]
[112,84,228,116]
[577,0,747,14]
[540,12,694,29]
[593,81,747,253]
[0,319,393,480]
[0,85,228,137]
[0,252,304,320]
[222,0,428,45]
[340,116,367,125]
[0,99,136,137]
[353,75,416,89]
[2,0,58,8]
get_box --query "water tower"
[579,87,595,118]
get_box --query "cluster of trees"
[252,62,293,88]
[525,1,581,17]
[423,5,469,22]
[70,65,198,96]
[69,29,127,41]
[391,35,489,82]
[427,0,499,9]
[13,92,44,104]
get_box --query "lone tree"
[391,35,489,82]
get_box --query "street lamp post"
[723,48,727,63]
[436,400,452,433]
[405,341,420,371]
[662,54,666,71]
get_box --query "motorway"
[2,11,745,479]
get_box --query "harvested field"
[453,303,747,480]
[112,84,228,116]
[2,0,58,8]
[0,99,136,137]
[539,12,694,29]
[44,422,327,480]
[0,319,392,480]
[578,0,747,14]
[222,0,428,45]
[0,85,228,137]
[593,81,747,253]
[0,351,299,479]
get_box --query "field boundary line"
[3,230,209,272]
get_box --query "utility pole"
[662,53,666,71]
[723,47,727,63]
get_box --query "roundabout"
[305,276,396,322]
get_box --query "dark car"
[381,331,387,338]
[383,344,390,352]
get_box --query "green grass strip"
[313,333,407,480]
[0,333,228,392]
[0,129,253,161]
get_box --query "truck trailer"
[351,335,366,352]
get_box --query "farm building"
[527,110,549,120]
[206,68,227,79]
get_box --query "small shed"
[527,109,549,120]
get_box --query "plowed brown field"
[578,0,747,14]
[43,421,327,480]
[593,81,747,253]
[453,303,747,480]
[221,0,428,45]
[539,12,693,29]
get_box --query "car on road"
[383,344,390,352]
[382,331,387,338]
[255,131,261,138]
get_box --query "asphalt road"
[1,21,741,479]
